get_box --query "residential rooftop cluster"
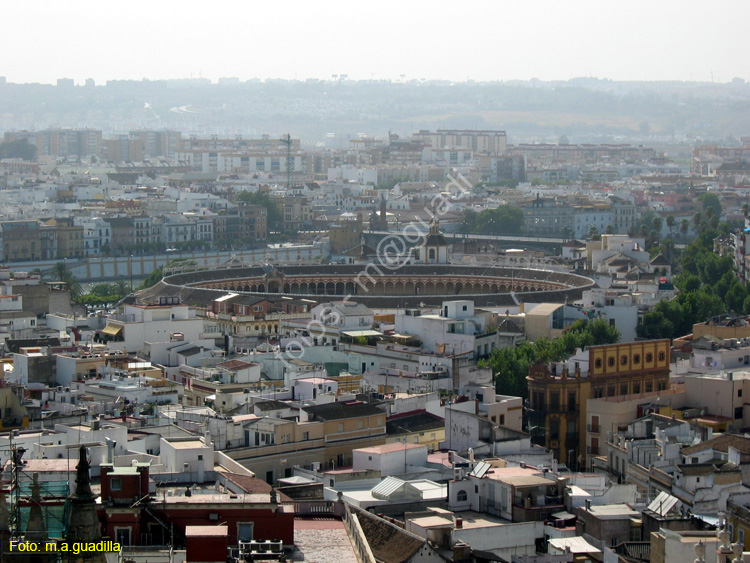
[3,127,750,561]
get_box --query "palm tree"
[666,215,675,241]
[680,219,689,246]
[49,261,82,301]
[652,216,663,243]
[114,280,130,296]
[52,261,70,283]
[693,211,702,231]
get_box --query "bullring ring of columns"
[196,274,568,296]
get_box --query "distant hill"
[1,77,748,145]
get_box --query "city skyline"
[3,0,749,85]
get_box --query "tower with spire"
[62,446,105,563]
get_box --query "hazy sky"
[3,0,748,85]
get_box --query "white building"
[395,301,497,358]
[159,436,214,481]
[353,442,429,476]
[100,299,205,352]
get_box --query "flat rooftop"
[357,442,426,455]
[292,518,357,563]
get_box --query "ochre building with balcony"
[527,339,671,468]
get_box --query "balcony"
[587,445,600,455]
[587,424,600,433]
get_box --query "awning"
[342,330,382,337]
[101,324,123,336]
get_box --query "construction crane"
[280,134,294,190]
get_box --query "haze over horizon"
[3,0,748,86]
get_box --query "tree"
[48,261,81,301]
[484,318,618,399]
[680,219,689,245]
[637,311,674,340]
[139,267,164,290]
[742,203,750,218]
[652,216,663,243]
[236,191,283,231]
[666,215,675,241]
[585,318,621,345]
[0,139,36,160]
[588,225,600,241]
[459,206,524,236]
[605,225,614,235]
[697,192,722,218]
[693,211,702,232]
[114,280,130,296]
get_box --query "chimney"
[586,498,592,511]
[105,437,116,464]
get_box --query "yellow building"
[45,218,84,259]
[727,498,750,551]
[527,339,671,468]
[385,411,445,451]
[0,387,29,431]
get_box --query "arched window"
[457,490,468,502]
[429,248,436,260]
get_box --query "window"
[658,352,666,362]
[595,358,602,368]
[739,389,743,398]
[568,391,576,412]
[358,420,364,429]
[302,432,309,441]
[111,478,122,492]
[621,355,628,366]
[115,528,131,546]
[457,490,468,502]
[621,383,628,395]
[608,357,615,367]
[645,382,653,393]
[549,419,560,440]
[633,354,640,365]
[550,392,560,411]
[633,382,640,394]
[338,423,344,432]
[608,386,615,397]
[237,522,254,542]
[646,353,653,363]
[499,414,505,426]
